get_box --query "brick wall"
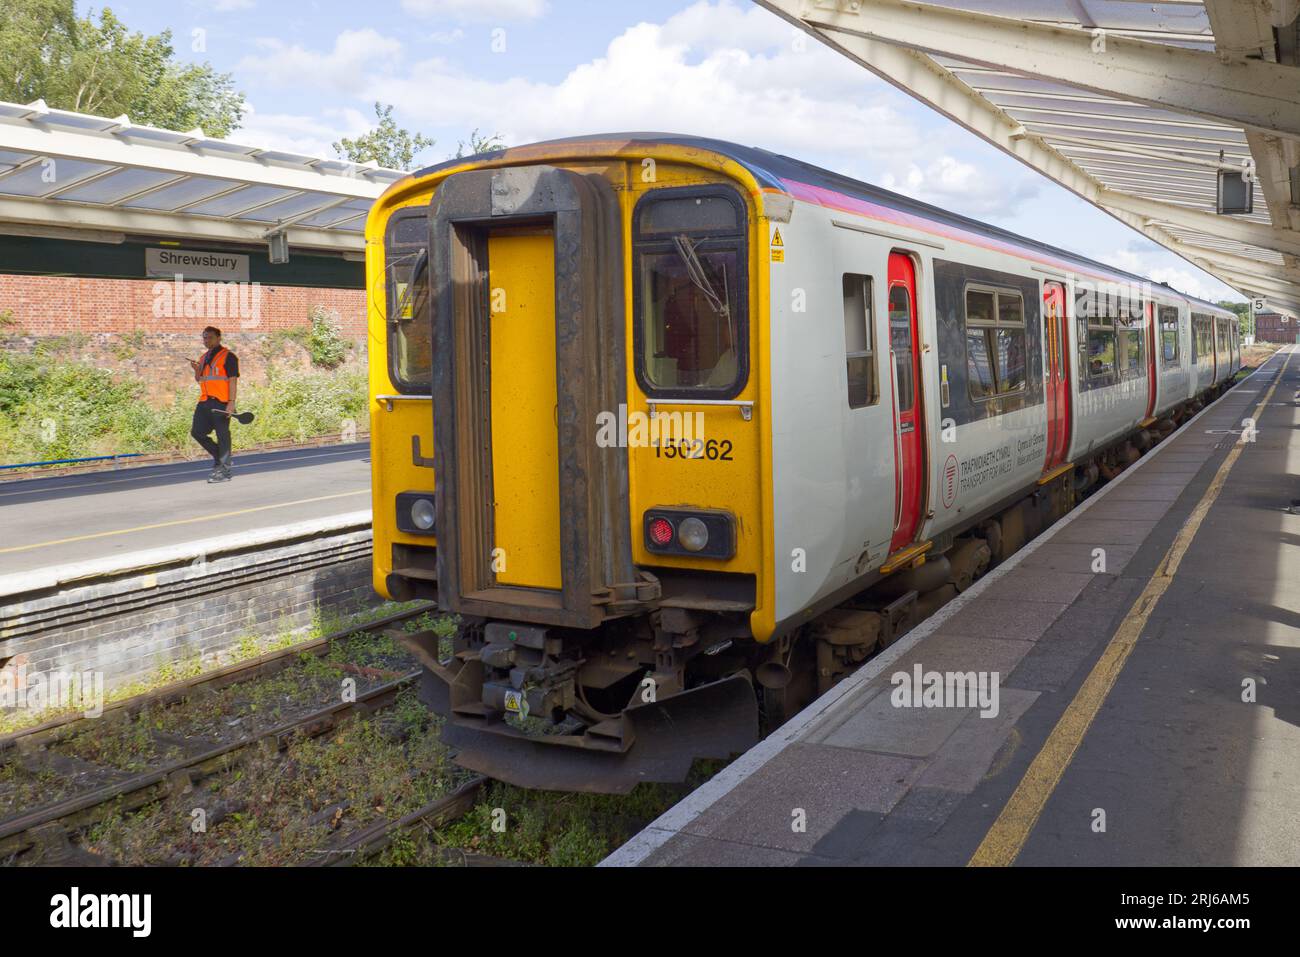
[0,273,366,336]
[1254,313,1298,344]
[0,527,377,707]
[0,273,370,400]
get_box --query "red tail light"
[648,516,675,547]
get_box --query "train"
[365,134,1242,792]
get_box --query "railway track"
[0,598,686,867]
[0,672,421,862]
[308,775,529,867]
[0,604,443,864]
[0,603,434,758]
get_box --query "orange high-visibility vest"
[198,347,231,403]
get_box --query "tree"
[0,0,77,106]
[456,129,505,159]
[334,103,435,170]
[0,2,246,136]
[1217,299,1252,334]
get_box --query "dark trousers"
[191,398,231,467]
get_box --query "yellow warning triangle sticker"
[771,228,784,247]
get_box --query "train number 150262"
[654,439,734,461]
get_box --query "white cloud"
[401,0,547,21]
[211,0,256,11]
[429,29,466,45]
[880,156,1040,219]
[227,1,1039,214]
[235,104,372,158]
[367,2,924,169]
[236,29,404,93]
[1098,248,1241,303]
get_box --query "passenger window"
[889,284,915,413]
[1159,306,1179,363]
[1087,328,1116,378]
[1078,293,1119,381]
[964,287,1025,399]
[634,189,747,396]
[842,274,878,409]
[1121,328,1144,378]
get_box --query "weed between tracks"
[368,761,726,868]
[4,600,719,867]
[0,600,434,737]
[79,690,474,865]
[0,605,449,819]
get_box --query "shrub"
[0,354,368,467]
[306,307,350,369]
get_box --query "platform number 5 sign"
[1251,297,1266,313]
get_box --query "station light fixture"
[268,231,290,264]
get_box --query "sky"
[99,0,1241,302]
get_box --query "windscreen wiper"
[389,247,429,323]
[672,235,728,320]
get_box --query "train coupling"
[477,622,577,721]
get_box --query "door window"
[889,284,915,413]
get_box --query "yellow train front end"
[364,139,776,791]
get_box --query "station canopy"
[756,0,1300,316]
[0,99,407,255]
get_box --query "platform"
[609,345,1300,867]
[0,443,371,578]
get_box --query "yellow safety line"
[968,348,1294,867]
[0,491,369,555]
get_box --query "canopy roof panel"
[756,0,1300,316]
[0,100,407,254]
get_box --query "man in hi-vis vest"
[190,326,240,483]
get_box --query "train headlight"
[396,492,436,536]
[643,509,735,560]
[678,517,709,552]
[411,498,435,530]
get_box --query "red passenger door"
[1042,281,1071,470]
[888,253,924,554]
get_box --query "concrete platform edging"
[0,509,373,600]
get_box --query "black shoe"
[207,471,231,484]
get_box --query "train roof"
[414,133,1238,318]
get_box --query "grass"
[0,600,434,736]
[0,352,369,467]
[75,687,472,866]
[405,760,727,867]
